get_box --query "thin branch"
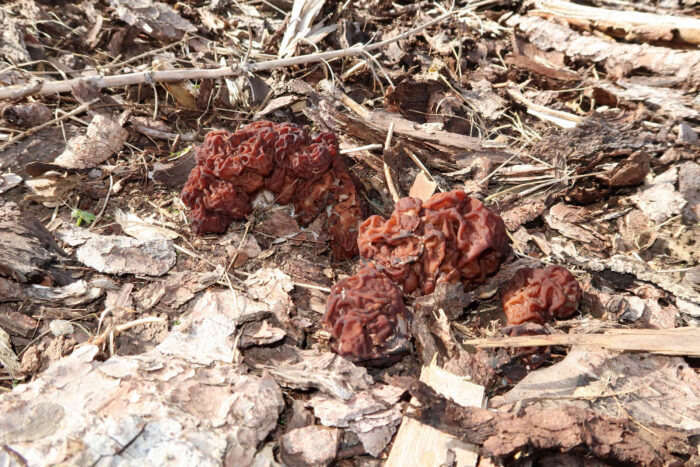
[0,9,460,100]
[382,122,400,203]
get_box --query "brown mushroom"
[181,121,364,259]
[323,267,412,366]
[501,265,581,325]
[357,190,510,294]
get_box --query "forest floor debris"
[0,0,698,465]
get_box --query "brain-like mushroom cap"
[323,267,412,366]
[181,121,364,259]
[501,265,581,325]
[358,190,510,294]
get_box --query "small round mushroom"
[501,265,582,325]
[357,190,510,294]
[181,121,364,259]
[323,267,412,366]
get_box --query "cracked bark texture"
[392,377,695,466]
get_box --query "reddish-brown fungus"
[181,121,364,259]
[501,265,581,325]
[323,267,412,366]
[358,190,510,294]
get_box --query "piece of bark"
[149,150,196,188]
[115,209,179,241]
[75,235,176,276]
[0,311,37,337]
[238,320,286,349]
[462,327,700,357]
[551,242,700,304]
[408,172,437,201]
[0,173,22,194]
[591,80,700,120]
[0,344,284,465]
[244,345,373,401]
[505,53,580,82]
[133,266,223,311]
[0,10,30,64]
[386,365,484,467]
[679,161,700,223]
[280,425,340,467]
[1,103,51,128]
[492,346,700,432]
[544,203,606,250]
[511,15,700,85]
[309,384,404,457]
[0,327,19,373]
[390,377,694,466]
[110,0,197,43]
[0,201,67,286]
[606,151,650,187]
[531,0,700,46]
[157,289,271,365]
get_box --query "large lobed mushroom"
[501,265,581,325]
[323,267,412,366]
[181,121,364,259]
[358,190,511,294]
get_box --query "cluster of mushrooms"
[182,122,582,367]
[181,120,364,260]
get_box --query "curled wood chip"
[238,320,286,349]
[278,0,327,58]
[53,114,128,169]
[25,279,105,306]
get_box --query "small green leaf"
[71,209,96,226]
[168,145,193,161]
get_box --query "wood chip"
[463,327,700,356]
[386,363,484,467]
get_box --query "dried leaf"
[115,209,179,241]
[53,115,128,169]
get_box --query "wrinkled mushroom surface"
[181,121,363,259]
[323,267,412,366]
[502,265,581,325]
[358,191,510,294]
